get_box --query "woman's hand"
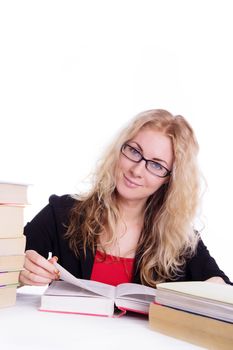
[19,250,60,286]
[205,276,226,284]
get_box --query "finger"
[48,256,58,264]
[25,250,59,275]
[48,256,60,278]
[25,250,58,273]
[24,256,58,280]
[205,276,225,284]
[19,270,52,286]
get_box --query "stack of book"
[149,281,233,350]
[0,182,29,308]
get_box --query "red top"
[90,250,135,286]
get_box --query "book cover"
[0,271,20,286]
[149,303,233,350]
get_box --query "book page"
[114,284,156,314]
[116,282,156,299]
[54,262,115,298]
[45,281,106,297]
[157,281,233,304]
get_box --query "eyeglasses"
[120,143,172,178]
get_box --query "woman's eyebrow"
[129,141,168,166]
[152,157,168,166]
[129,141,143,152]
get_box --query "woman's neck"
[117,197,145,225]
[99,198,145,258]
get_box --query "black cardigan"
[24,194,232,285]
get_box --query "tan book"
[0,182,29,205]
[0,271,20,285]
[0,255,25,272]
[0,236,26,256]
[155,281,233,323]
[0,205,24,238]
[0,285,17,308]
[149,303,233,350]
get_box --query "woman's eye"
[129,146,140,155]
[130,148,138,154]
[150,161,163,170]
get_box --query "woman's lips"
[123,174,142,188]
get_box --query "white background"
[0,1,232,280]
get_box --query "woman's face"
[116,128,174,206]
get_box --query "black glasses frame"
[121,143,172,178]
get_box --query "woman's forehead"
[129,129,174,166]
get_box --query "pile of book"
[0,182,29,308]
[149,281,233,350]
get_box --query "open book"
[40,263,156,317]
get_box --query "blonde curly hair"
[66,109,201,286]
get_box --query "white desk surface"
[0,286,205,350]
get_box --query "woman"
[20,109,232,287]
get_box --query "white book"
[40,263,156,317]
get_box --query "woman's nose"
[130,160,146,177]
